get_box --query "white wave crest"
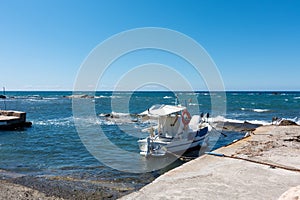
[43,97,59,100]
[111,112,131,117]
[163,96,173,99]
[188,103,202,106]
[253,109,270,113]
[98,112,131,118]
[94,95,109,99]
[241,108,270,113]
[209,115,270,125]
[34,117,74,126]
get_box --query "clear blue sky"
[1,0,299,91]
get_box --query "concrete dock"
[121,125,300,200]
[0,110,32,130]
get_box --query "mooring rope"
[205,152,300,173]
[166,150,198,161]
[210,125,228,137]
[159,145,201,161]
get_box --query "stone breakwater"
[120,125,300,200]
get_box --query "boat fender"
[181,110,191,125]
[146,137,151,155]
[149,126,155,138]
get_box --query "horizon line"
[2,90,300,93]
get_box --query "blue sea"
[1,91,300,193]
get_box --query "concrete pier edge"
[0,110,32,130]
[120,125,300,200]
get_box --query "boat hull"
[138,127,209,156]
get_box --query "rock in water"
[279,120,298,126]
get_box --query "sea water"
[0,91,299,187]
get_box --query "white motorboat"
[138,104,211,157]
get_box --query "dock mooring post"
[3,87,6,110]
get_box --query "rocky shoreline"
[0,180,61,200]
[0,171,156,200]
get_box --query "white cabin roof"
[139,104,186,116]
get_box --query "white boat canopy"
[139,104,186,116]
